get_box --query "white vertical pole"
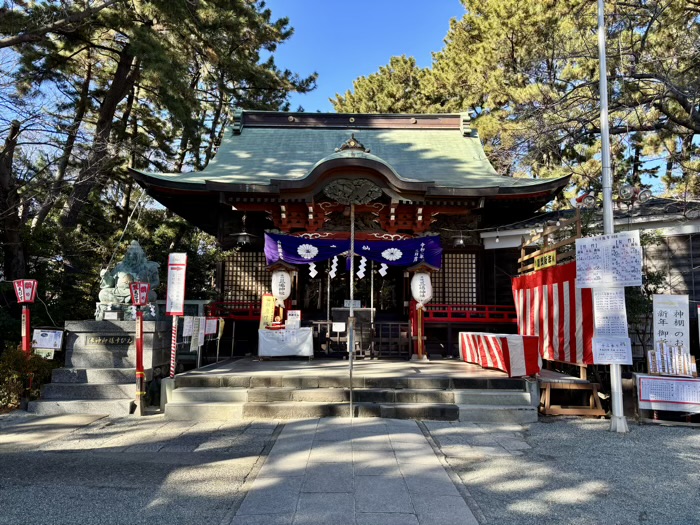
[326,268,331,356]
[598,0,628,432]
[327,270,331,324]
[370,260,375,358]
[370,260,375,323]
[348,203,355,419]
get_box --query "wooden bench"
[538,369,607,417]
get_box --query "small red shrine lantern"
[13,279,38,353]
[129,282,151,307]
[13,279,38,304]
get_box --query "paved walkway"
[0,412,519,525]
[232,418,479,525]
[3,412,698,525]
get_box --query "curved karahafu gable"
[130,111,570,242]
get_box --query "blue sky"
[263,0,465,112]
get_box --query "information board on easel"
[637,374,700,414]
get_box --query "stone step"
[27,399,133,417]
[41,383,135,400]
[66,350,135,369]
[164,401,461,421]
[165,402,243,421]
[52,368,136,384]
[458,404,538,424]
[174,374,527,391]
[170,386,532,405]
[171,387,463,404]
[453,390,532,406]
[171,387,248,403]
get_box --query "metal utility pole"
[598,0,628,433]
[348,203,355,419]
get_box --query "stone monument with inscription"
[28,241,171,416]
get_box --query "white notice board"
[189,317,200,351]
[182,316,194,337]
[593,288,628,337]
[287,310,301,330]
[166,253,187,315]
[593,337,632,365]
[198,316,206,347]
[637,374,700,413]
[205,318,218,335]
[576,231,642,288]
[32,329,63,350]
[653,294,689,350]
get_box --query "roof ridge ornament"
[335,133,370,153]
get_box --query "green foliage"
[332,0,700,196]
[0,0,316,340]
[332,56,436,114]
[0,347,56,409]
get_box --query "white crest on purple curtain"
[382,248,402,261]
[297,244,319,260]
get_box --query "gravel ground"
[441,418,700,525]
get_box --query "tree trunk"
[175,69,201,172]
[202,90,225,168]
[33,59,92,231]
[61,44,136,230]
[631,143,641,186]
[192,107,208,171]
[679,133,696,196]
[0,120,27,280]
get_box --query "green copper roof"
[133,112,561,192]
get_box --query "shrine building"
[130,110,569,358]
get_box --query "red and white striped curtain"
[511,261,594,365]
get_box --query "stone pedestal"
[28,320,171,416]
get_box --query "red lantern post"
[13,280,38,353]
[129,282,150,416]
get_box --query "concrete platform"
[182,357,514,381]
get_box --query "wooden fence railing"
[207,301,517,324]
[422,304,517,324]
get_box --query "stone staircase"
[28,320,170,417]
[164,374,538,423]
[29,368,137,416]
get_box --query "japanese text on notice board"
[576,231,642,288]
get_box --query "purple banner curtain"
[264,233,442,268]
